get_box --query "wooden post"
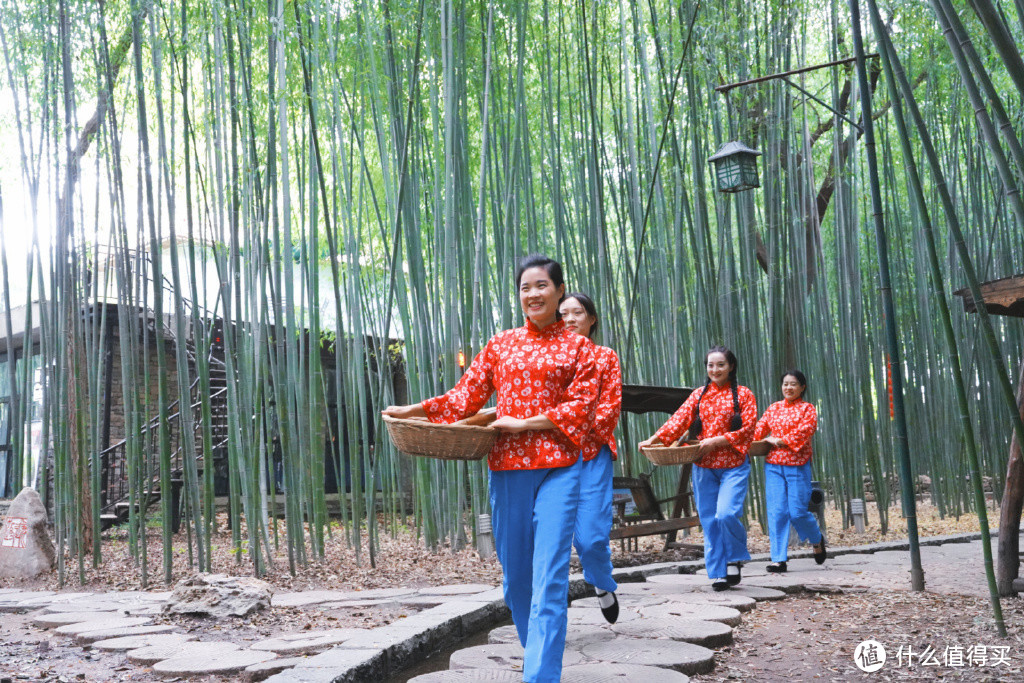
[997,360,1024,595]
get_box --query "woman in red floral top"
[383,255,598,683]
[639,346,757,591]
[753,369,825,572]
[559,292,621,624]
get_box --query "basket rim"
[382,414,498,434]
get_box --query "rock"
[579,639,715,675]
[164,573,273,618]
[561,663,691,682]
[0,488,56,580]
[91,633,194,652]
[153,649,277,676]
[250,628,363,654]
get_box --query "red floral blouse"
[581,344,621,462]
[753,398,818,467]
[654,382,757,469]
[421,319,599,471]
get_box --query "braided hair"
[688,345,742,440]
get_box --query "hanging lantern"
[707,141,762,193]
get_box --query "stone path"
[0,530,1004,681]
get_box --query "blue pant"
[573,445,617,594]
[490,457,582,683]
[765,462,823,562]
[692,460,751,580]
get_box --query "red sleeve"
[421,339,496,423]
[592,349,622,447]
[753,403,775,440]
[780,404,818,453]
[655,387,702,446]
[722,386,757,451]
[543,341,599,448]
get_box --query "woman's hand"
[382,404,426,419]
[492,416,530,433]
[764,436,784,448]
[697,435,730,456]
[637,436,660,449]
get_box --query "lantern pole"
[847,0,925,590]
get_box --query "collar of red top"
[784,397,805,406]
[705,381,733,393]
[525,318,566,337]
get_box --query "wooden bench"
[610,385,703,552]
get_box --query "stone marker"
[449,643,584,671]
[32,611,120,628]
[250,628,364,654]
[0,488,56,580]
[561,663,691,682]
[164,573,273,617]
[127,640,241,665]
[579,639,715,675]
[54,616,153,636]
[612,617,733,648]
[91,632,194,652]
[75,624,179,645]
[640,603,743,627]
[407,671,523,682]
[245,655,310,681]
[153,649,278,676]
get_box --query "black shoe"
[712,579,730,591]
[766,561,788,574]
[813,539,827,565]
[596,590,619,624]
[726,562,742,586]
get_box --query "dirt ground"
[0,501,1010,682]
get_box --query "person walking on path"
[753,369,826,573]
[639,346,757,591]
[383,254,598,683]
[559,292,621,624]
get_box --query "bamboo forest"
[1,0,1023,618]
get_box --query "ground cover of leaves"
[0,500,1007,682]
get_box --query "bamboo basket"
[641,444,703,466]
[748,440,770,457]
[383,415,498,461]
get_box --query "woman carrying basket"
[638,346,757,591]
[753,369,825,572]
[382,254,597,683]
[559,292,621,623]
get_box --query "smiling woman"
[382,253,598,683]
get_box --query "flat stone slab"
[567,605,640,626]
[641,603,743,627]
[573,595,666,610]
[663,592,757,612]
[54,617,153,635]
[75,624,179,645]
[272,591,353,607]
[418,584,495,596]
[408,671,524,682]
[612,617,733,648]
[153,649,278,675]
[741,574,810,592]
[561,663,691,682]
[706,585,786,601]
[564,625,617,650]
[127,640,241,665]
[579,639,714,675]
[246,656,310,681]
[32,611,120,628]
[251,628,364,654]
[449,643,584,671]
[644,574,711,588]
[488,625,519,645]
[91,633,194,652]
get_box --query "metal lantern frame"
[707,141,762,193]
